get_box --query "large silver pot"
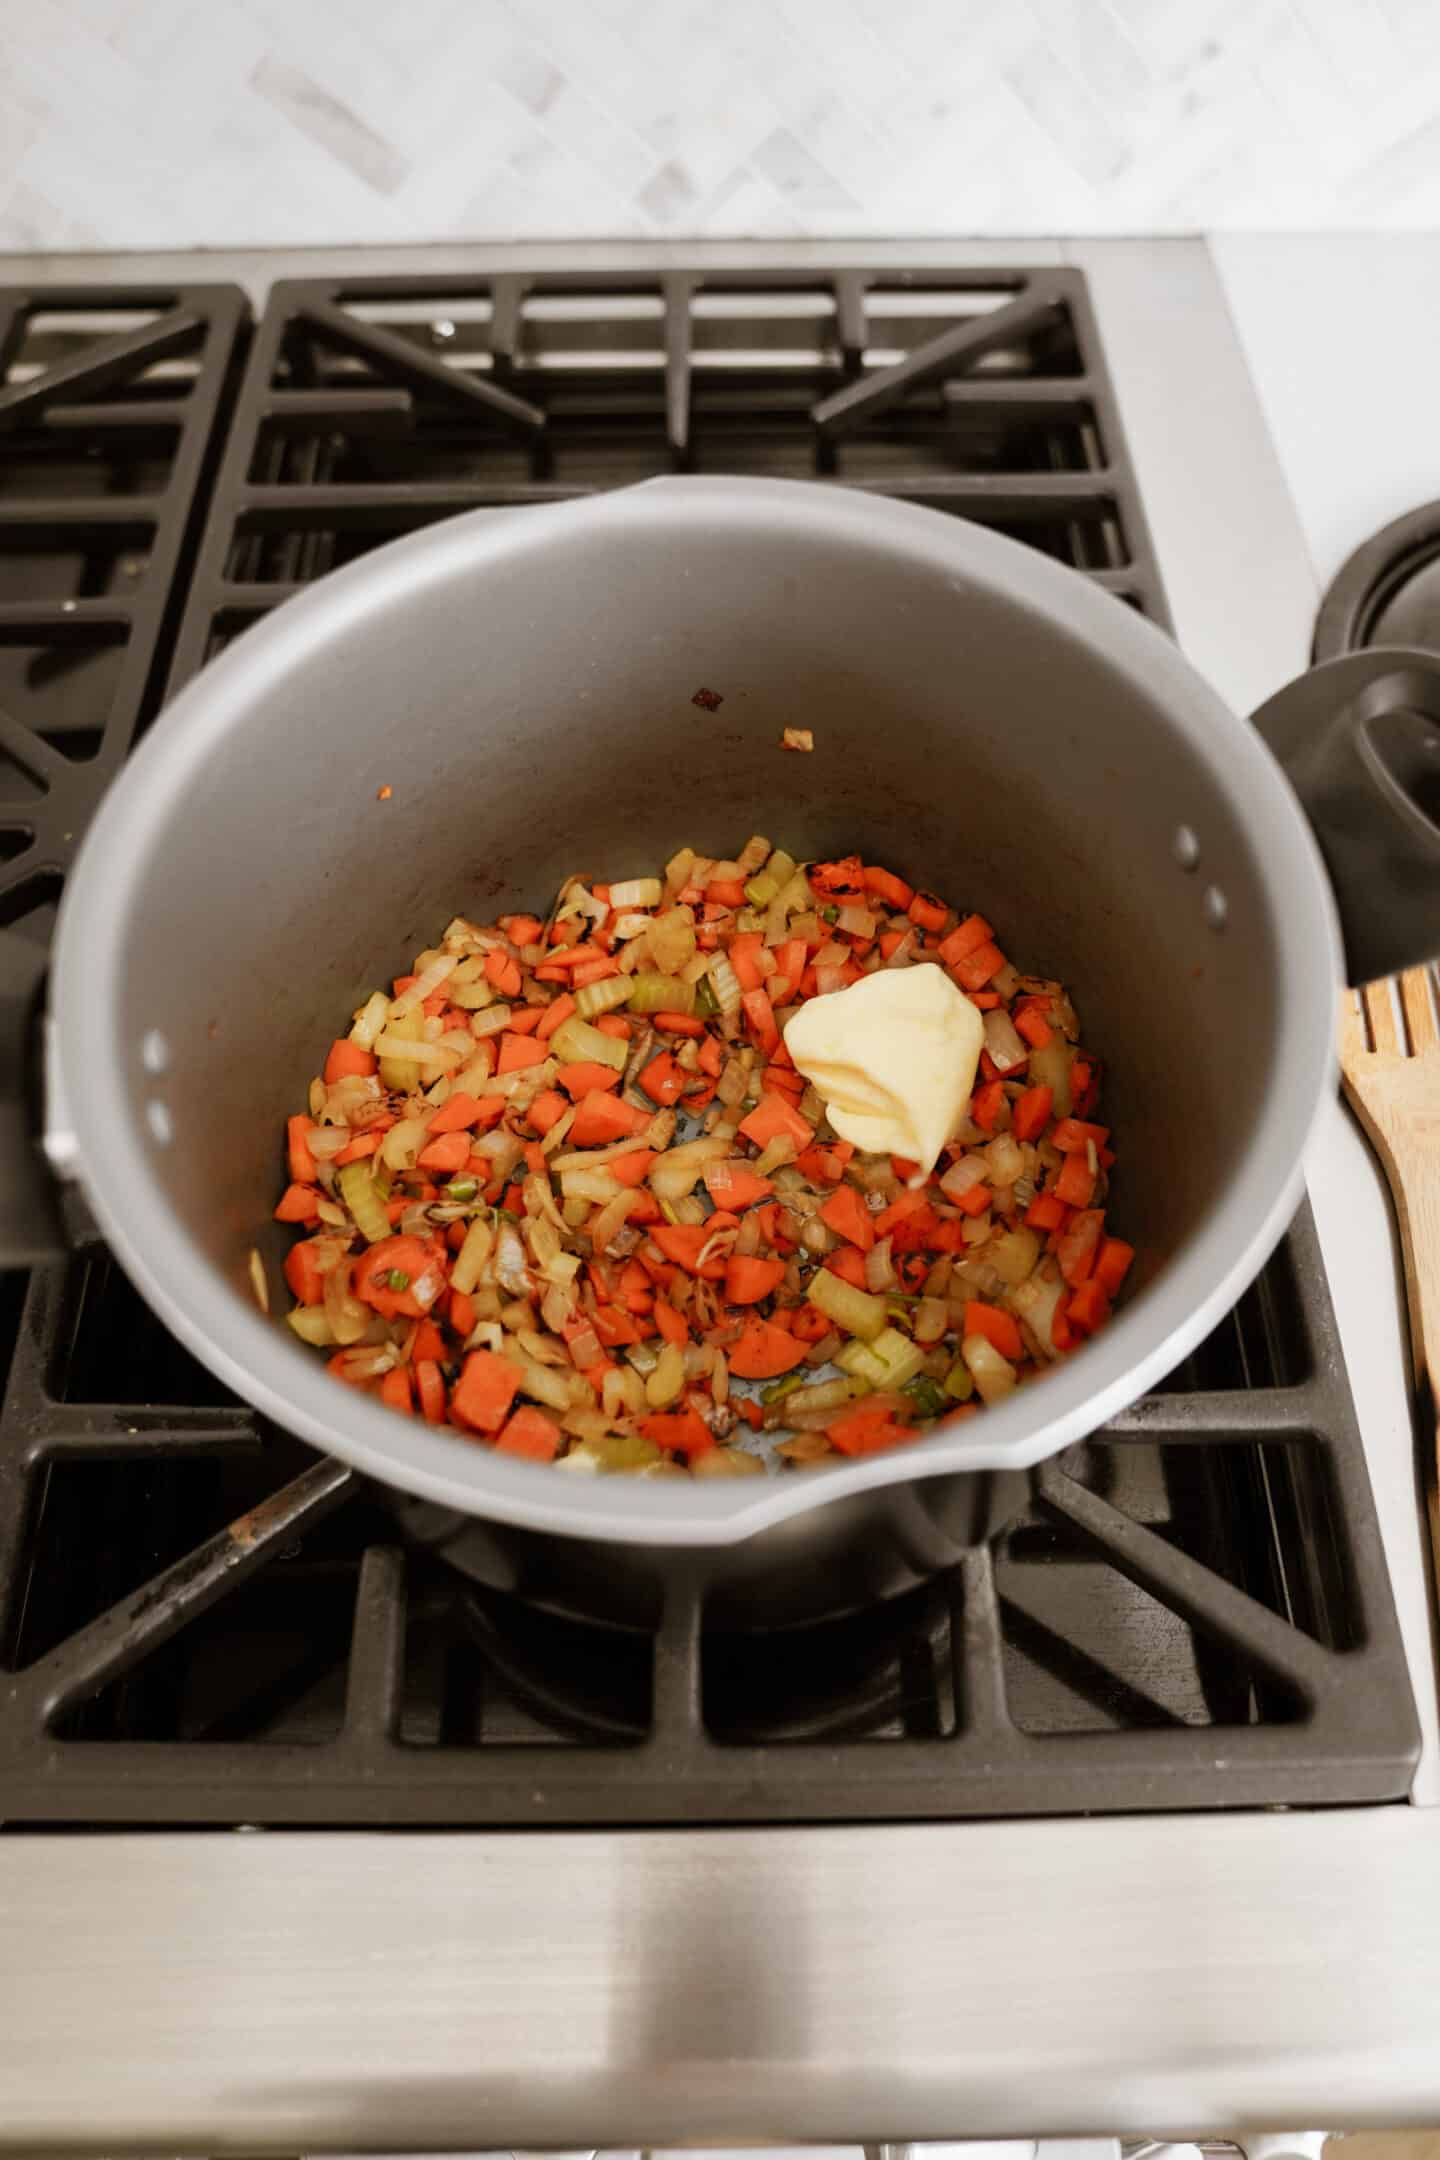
[17,478,1440,1628]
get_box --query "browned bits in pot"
[691,687,724,711]
[781,727,814,752]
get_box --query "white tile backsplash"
[1,0,1439,247]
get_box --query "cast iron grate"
[166,266,1167,686]
[0,262,1419,1823]
[0,283,248,947]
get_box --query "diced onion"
[806,1267,888,1341]
[982,1008,1028,1073]
[390,952,458,1016]
[609,877,662,910]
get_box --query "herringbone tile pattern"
[1,0,1439,248]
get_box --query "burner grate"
[0,284,248,942]
[167,267,1164,686]
[0,1208,1419,1824]
[0,261,1419,1826]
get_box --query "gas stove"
[0,239,1435,2152]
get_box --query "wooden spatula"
[1338,970,1440,1597]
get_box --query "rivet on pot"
[141,1028,170,1074]
[1203,885,1228,932]
[1172,825,1200,871]
[145,1100,174,1145]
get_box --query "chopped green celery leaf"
[904,1375,950,1419]
[761,1371,807,1406]
[387,1269,412,1292]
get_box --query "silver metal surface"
[2,236,1438,2150]
[5,1817,1440,2149]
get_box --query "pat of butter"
[783,962,983,1179]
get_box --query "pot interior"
[92,486,1289,1439]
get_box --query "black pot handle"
[0,926,67,1266]
[1251,647,1440,987]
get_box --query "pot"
[7,477,1440,1630]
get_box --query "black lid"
[1315,501,1440,659]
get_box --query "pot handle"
[0,926,67,1265]
[1251,648,1440,988]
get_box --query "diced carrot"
[273,1182,320,1223]
[502,1181,526,1215]
[1054,1152,1096,1208]
[1012,1083,1053,1142]
[824,1244,869,1288]
[1066,1279,1112,1335]
[380,1366,414,1414]
[740,987,780,1057]
[653,1011,706,1037]
[970,1079,1006,1132]
[736,1396,764,1430]
[506,1006,545,1037]
[571,956,620,989]
[724,1255,786,1305]
[417,1130,471,1175]
[411,1318,447,1364]
[497,1032,546,1074]
[654,1300,689,1346]
[774,937,808,987]
[569,1093,650,1145]
[1015,1007,1054,1049]
[639,1052,686,1106]
[639,1407,715,1458]
[283,1237,328,1305]
[1095,1237,1135,1297]
[555,1061,621,1099]
[907,889,948,933]
[650,1217,737,1278]
[964,1300,1024,1360]
[727,1318,808,1380]
[495,1405,561,1461]
[728,933,764,991]
[1026,1191,1067,1232]
[427,1091,485,1135]
[469,1096,508,1133]
[864,864,914,909]
[354,1234,441,1320]
[1069,1057,1099,1117]
[827,1405,911,1455]
[593,1013,631,1039]
[501,913,544,947]
[334,1131,379,1165]
[810,854,865,898]
[451,1349,521,1434]
[527,1089,569,1134]
[794,1143,846,1184]
[891,1155,921,1184]
[706,877,747,907]
[1057,1207,1106,1287]
[791,1303,832,1342]
[1052,1117,1110,1154]
[936,914,995,968]
[969,991,1003,1010]
[820,1184,874,1251]
[323,1038,376,1084]
[737,1091,813,1151]
[873,1187,930,1240]
[953,1181,991,1217]
[415,1359,447,1423]
[593,1304,644,1348]
[449,1287,479,1339]
[287,1114,317,1184]
[484,950,522,997]
[952,940,1006,991]
[536,993,576,1041]
[607,1148,656,1188]
[523,1141,547,1174]
[699,1033,724,1077]
[703,1160,774,1210]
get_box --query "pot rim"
[49,477,1341,1548]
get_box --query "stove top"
[0,265,1419,1826]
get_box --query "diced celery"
[943,1357,975,1402]
[378,1007,424,1091]
[337,1160,391,1244]
[574,975,633,1020]
[550,1014,627,1069]
[807,1267,888,1341]
[835,1337,889,1384]
[627,973,695,1015]
[865,1325,926,1392]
